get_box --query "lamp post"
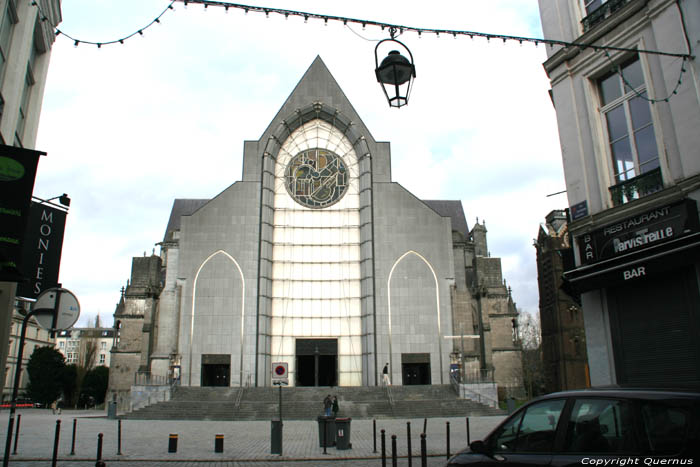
[374,29,416,108]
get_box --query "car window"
[565,398,639,454]
[640,401,690,455]
[490,399,565,453]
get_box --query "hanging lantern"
[374,33,416,108]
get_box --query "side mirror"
[469,440,487,454]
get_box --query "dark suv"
[447,388,699,465]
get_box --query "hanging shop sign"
[576,199,700,265]
[0,145,45,282]
[16,202,67,299]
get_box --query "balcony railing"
[582,0,634,32]
[609,167,663,206]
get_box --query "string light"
[30,0,692,64]
[32,1,176,48]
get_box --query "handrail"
[234,386,245,411]
[385,384,394,408]
[459,383,500,408]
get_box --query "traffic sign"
[33,287,80,331]
[272,362,288,384]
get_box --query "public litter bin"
[271,419,283,454]
[316,416,336,447]
[335,417,352,450]
[107,401,117,419]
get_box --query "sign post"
[2,287,80,467]
[270,362,288,455]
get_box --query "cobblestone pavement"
[0,409,505,467]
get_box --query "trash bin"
[107,401,117,419]
[316,416,336,447]
[506,397,516,415]
[335,417,352,450]
[271,419,283,454]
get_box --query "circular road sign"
[33,287,80,331]
[272,362,288,382]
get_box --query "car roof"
[533,387,700,401]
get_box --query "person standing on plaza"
[323,394,332,417]
[382,363,391,386]
[332,395,339,418]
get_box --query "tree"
[26,346,66,406]
[74,336,98,408]
[62,364,78,407]
[519,312,545,399]
[80,366,109,407]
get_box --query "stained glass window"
[284,148,349,209]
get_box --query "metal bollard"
[71,418,77,456]
[446,421,451,459]
[423,418,427,434]
[117,419,122,455]
[391,434,397,467]
[466,416,470,445]
[168,433,178,453]
[51,420,61,467]
[420,432,427,467]
[95,432,106,467]
[381,429,386,467]
[407,421,412,467]
[373,419,377,453]
[11,414,20,455]
[215,434,224,453]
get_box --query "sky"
[33,0,567,327]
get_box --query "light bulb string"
[32,1,176,47]
[176,0,692,60]
[32,0,693,60]
[604,52,687,103]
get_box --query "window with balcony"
[581,0,634,32]
[598,56,661,206]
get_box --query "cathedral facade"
[108,58,522,405]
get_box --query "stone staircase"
[123,385,504,421]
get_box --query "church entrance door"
[295,339,338,386]
[401,353,431,385]
[201,354,230,387]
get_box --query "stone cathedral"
[107,58,522,406]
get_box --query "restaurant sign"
[576,199,699,265]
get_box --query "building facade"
[55,327,115,368]
[535,210,589,393]
[108,58,522,405]
[538,0,700,386]
[0,0,62,398]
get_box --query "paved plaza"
[0,408,505,466]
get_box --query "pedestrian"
[382,363,391,386]
[323,394,332,417]
[51,400,57,414]
[332,395,339,418]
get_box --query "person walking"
[323,394,332,417]
[332,395,339,418]
[382,363,391,386]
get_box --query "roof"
[163,199,209,242]
[422,200,469,238]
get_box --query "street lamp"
[374,31,416,108]
[44,193,70,207]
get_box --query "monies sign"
[577,199,700,265]
[16,202,67,299]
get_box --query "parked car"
[447,388,700,465]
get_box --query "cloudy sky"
[33,0,566,327]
